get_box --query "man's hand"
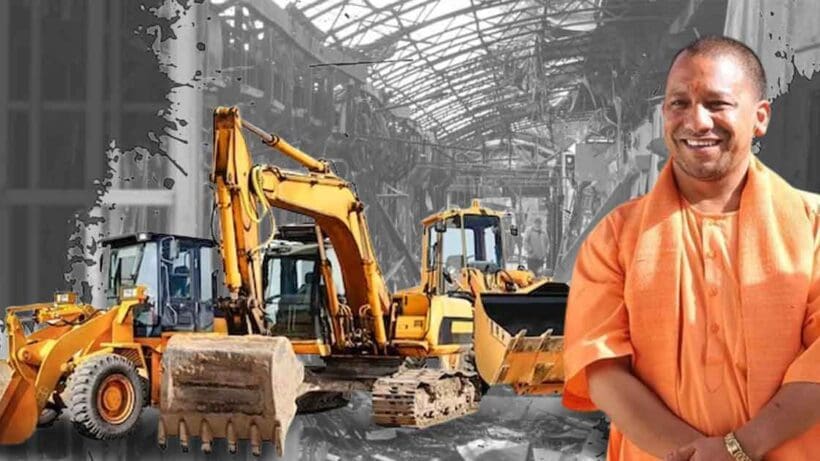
[663,437,735,461]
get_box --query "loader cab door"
[158,237,215,334]
[105,240,161,337]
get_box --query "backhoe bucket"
[160,335,304,456]
[0,360,38,444]
[472,283,568,395]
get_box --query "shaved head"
[668,36,767,100]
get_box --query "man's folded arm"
[587,357,703,458]
[562,216,702,457]
[733,382,820,460]
[734,250,820,459]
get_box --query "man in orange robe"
[562,36,820,460]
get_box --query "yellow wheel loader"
[0,233,302,456]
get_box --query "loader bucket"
[473,283,568,395]
[0,360,38,444]
[160,335,305,456]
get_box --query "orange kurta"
[562,157,820,460]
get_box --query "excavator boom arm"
[211,107,390,346]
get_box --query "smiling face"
[662,52,771,182]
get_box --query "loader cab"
[424,213,505,294]
[101,233,216,337]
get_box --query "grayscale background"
[0,0,817,459]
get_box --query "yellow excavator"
[201,106,482,432]
[0,106,567,454]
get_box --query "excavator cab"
[100,233,217,336]
[259,223,347,356]
[262,241,341,342]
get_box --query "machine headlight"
[120,286,147,301]
[54,292,76,305]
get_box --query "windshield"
[439,215,503,271]
[106,242,158,308]
[262,246,342,338]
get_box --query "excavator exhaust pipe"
[472,282,569,395]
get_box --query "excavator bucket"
[160,335,305,456]
[472,282,569,395]
[0,360,38,444]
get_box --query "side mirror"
[510,225,519,237]
[434,220,447,233]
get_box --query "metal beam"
[2,189,174,207]
[100,189,175,207]
[228,0,369,82]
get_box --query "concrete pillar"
[161,1,204,238]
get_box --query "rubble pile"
[0,389,608,460]
[292,391,607,460]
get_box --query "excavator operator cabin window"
[266,256,321,339]
[326,248,345,297]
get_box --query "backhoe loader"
[0,107,568,455]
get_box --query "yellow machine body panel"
[0,361,37,444]
[424,295,473,347]
[0,302,121,444]
[0,283,223,444]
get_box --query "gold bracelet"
[724,432,754,461]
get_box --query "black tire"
[296,391,349,413]
[36,404,61,428]
[67,354,145,440]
